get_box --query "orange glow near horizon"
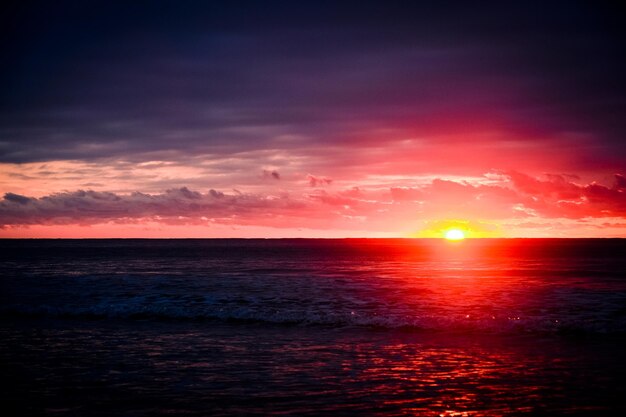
[2,217,626,238]
[413,219,503,239]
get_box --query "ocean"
[1,238,625,416]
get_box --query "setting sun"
[445,229,465,240]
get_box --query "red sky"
[1,2,625,238]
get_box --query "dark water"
[1,239,625,416]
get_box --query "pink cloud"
[390,187,423,202]
[508,172,626,219]
[1,172,625,237]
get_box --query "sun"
[444,229,465,240]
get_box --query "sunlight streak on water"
[1,239,626,415]
[1,321,624,416]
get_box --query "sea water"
[1,239,625,415]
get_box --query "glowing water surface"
[1,239,625,415]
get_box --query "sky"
[1,0,625,238]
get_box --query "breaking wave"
[3,296,625,335]
[3,239,626,336]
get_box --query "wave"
[3,302,624,336]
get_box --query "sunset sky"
[1,1,625,238]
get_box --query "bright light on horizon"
[445,229,465,240]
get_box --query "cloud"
[307,174,332,187]
[390,187,424,202]
[1,2,624,170]
[386,172,626,222]
[262,169,280,180]
[507,171,581,200]
[0,188,299,228]
[2,172,626,234]
[3,192,32,205]
[615,174,626,190]
[507,172,626,218]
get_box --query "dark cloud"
[1,1,624,164]
[614,174,626,190]
[263,170,280,180]
[4,192,32,205]
[307,174,332,187]
[0,187,304,227]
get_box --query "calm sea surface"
[1,239,625,416]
